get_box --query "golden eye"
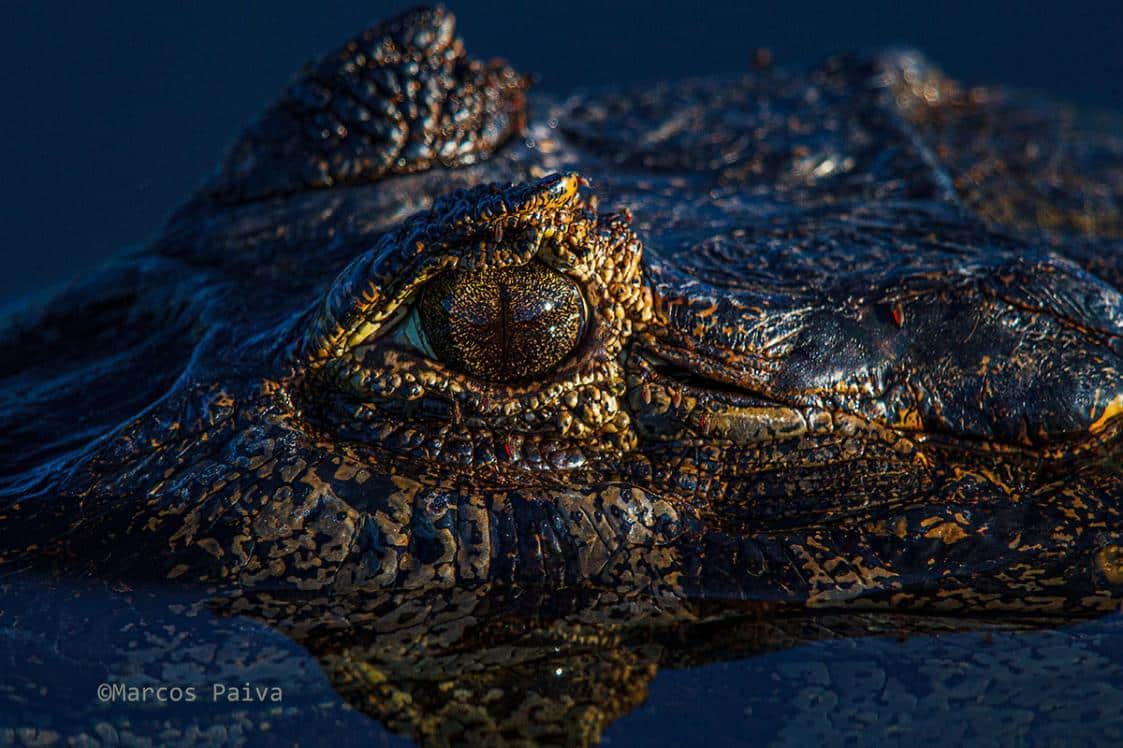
[417,261,588,382]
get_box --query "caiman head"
[2,6,1122,614]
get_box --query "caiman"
[2,5,1123,746]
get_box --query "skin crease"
[1,6,1123,747]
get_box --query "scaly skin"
[2,6,1123,746]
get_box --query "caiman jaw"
[625,348,812,446]
[636,246,1123,459]
[627,347,1123,464]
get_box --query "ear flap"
[208,6,529,203]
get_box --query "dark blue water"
[1,1,1121,303]
[4,576,1123,745]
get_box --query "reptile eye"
[416,261,588,382]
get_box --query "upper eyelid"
[298,175,591,365]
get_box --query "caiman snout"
[641,251,1123,451]
[823,255,1123,449]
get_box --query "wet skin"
[2,2,1122,608]
[1,5,1123,746]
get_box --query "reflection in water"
[3,576,1122,746]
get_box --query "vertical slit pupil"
[418,261,588,382]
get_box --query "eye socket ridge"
[297,174,650,458]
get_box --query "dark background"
[2,1,1121,304]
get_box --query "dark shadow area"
[1,0,1120,302]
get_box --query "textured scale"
[207,6,527,202]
